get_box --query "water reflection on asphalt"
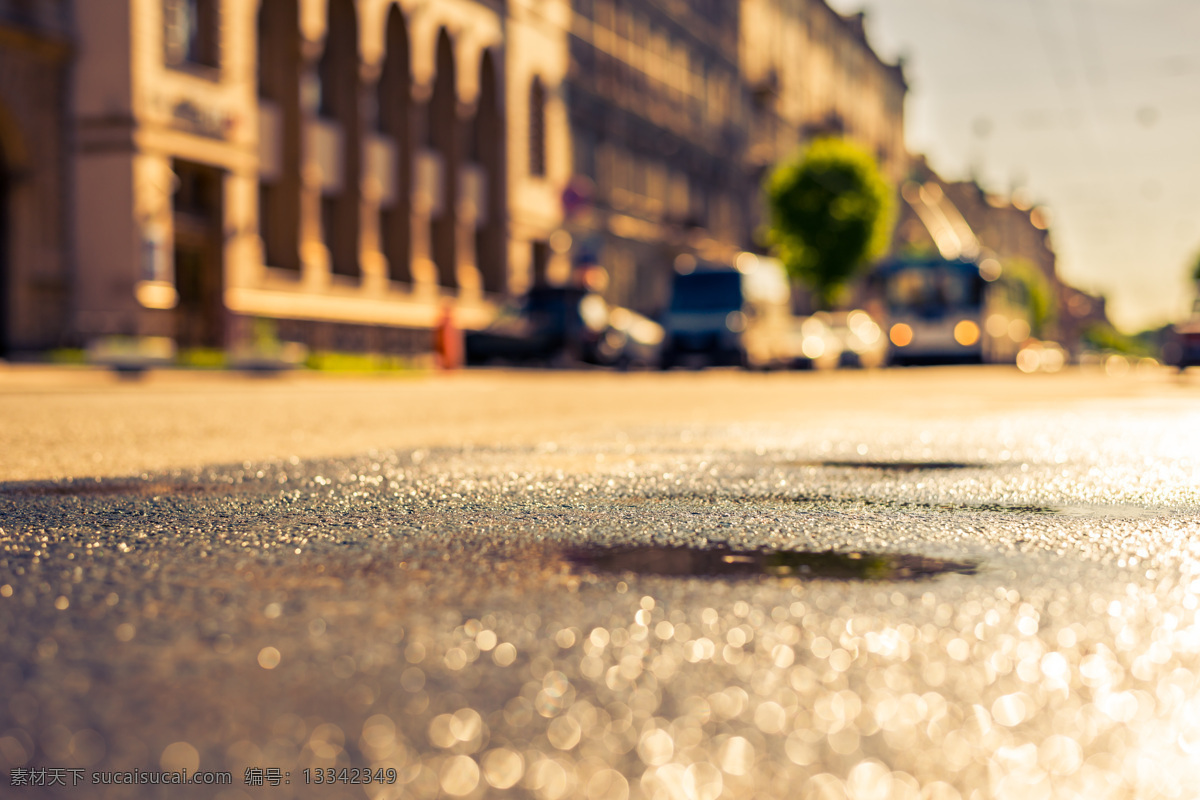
[2,429,1200,799]
[566,545,978,581]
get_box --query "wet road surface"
[3,367,1200,799]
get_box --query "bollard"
[433,301,462,370]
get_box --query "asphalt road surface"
[2,365,1200,799]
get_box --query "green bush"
[47,349,87,364]
[177,348,228,369]
[1081,323,1155,358]
[303,351,423,373]
[1000,259,1056,338]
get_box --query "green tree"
[1081,322,1155,358]
[765,138,893,309]
[1001,259,1056,338]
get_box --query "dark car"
[1164,299,1200,370]
[465,287,602,366]
[466,287,663,368]
[594,306,665,369]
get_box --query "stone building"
[560,0,750,315]
[504,0,573,297]
[70,0,523,356]
[740,0,907,191]
[737,0,906,314]
[557,0,908,317]
[0,1,71,355]
[0,0,909,357]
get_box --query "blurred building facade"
[0,1,71,355]
[740,0,907,315]
[560,0,750,313]
[73,0,519,355]
[740,0,907,185]
[0,0,907,356]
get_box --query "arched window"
[476,50,506,294]
[529,77,546,177]
[429,29,458,288]
[257,0,301,273]
[0,135,10,356]
[379,6,412,284]
[317,0,361,278]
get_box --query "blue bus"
[872,257,1031,365]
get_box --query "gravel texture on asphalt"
[3,370,1200,799]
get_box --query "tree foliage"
[1081,322,1156,358]
[765,138,893,309]
[1001,259,1055,338]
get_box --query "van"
[660,253,793,369]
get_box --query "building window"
[4,0,37,26]
[529,77,546,177]
[164,0,219,69]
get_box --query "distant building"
[891,156,1110,353]
[1058,284,1110,348]
[554,0,908,316]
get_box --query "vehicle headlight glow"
[1009,318,1032,343]
[889,323,913,347]
[578,295,609,333]
[846,310,880,345]
[802,336,826,359]
[986,314,1009,338]
[954,319,981,347]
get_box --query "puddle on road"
[749,493,1160,520]
[3,479,237,499]
[1043,503,1166,519]
[566,545,977,581]
[914,501,1164,519]
[786,460,986,472]
[617,494,1160,522]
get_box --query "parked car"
[1164,299,1200,371]
[465,286,604,366]
[598,306,665,369]
[465,286,662,368]
[1015,339,1068,373]
[827,309,887,368]
[786,314,842,370]
[660,253,793,369]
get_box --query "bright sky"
[826,0,1200,332]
